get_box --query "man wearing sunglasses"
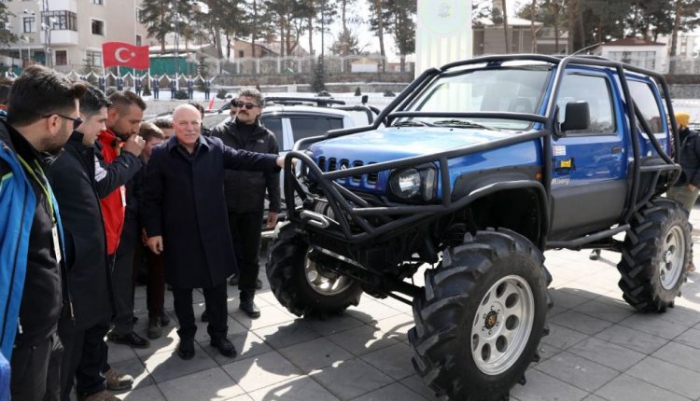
[0,65,86,401]
[211,88,280,319]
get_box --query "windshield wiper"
[432,119,494,130]
[393,120,435,127]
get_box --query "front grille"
[367,162,378,184]
[352,161,363,182]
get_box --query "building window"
[91,19,104,35]
[91,0,104,4]
[55,50,67,66]
[23,16,35,33]
[238,50,244,58]
[136,35,142,46]
[86,50,102,67]
[43,11,77,31]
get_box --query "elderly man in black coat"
[143,104,285,360]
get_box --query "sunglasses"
[43,113,83,130]
[232,100,260,110]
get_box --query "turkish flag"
[102,42,150,70]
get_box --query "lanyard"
[16,153,56,224]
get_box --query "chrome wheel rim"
[659,226,686,290]
[471,275,535,375]
[304,250,353,296]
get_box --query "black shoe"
[177,339,195,360]
[589,249,601,261]
[210,338,237,358]
[107,331,151,349]
[160,313,171,327]
[201,310,209,322]
[240,300,261,319]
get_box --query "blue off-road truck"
[266,55,690,400]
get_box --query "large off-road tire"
[409,229,551,401]
[618,198,691,313]
[266,223,363,317]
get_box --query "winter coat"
[142,135,279,288]
[210,121,281,213]
[0,120,70,359]
[47,133,112,330]
[677,127,700,187]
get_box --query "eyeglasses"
[43,113,83,130]
[232,100,260,110]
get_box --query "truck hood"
[309,126,515,160]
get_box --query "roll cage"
[283,54,681,250]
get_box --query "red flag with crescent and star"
[102,42,150,70]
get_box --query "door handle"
[611,146,623,154]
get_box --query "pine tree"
[311,55,327,93]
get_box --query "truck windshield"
[402,65,552,131]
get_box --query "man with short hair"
[0,65,86,401]
[48,85,130,401]
[143,104,286,360]
[212,88,279,318]
[97,91,149,350]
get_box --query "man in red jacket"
[93,92,147,391]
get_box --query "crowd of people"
[0,65,283,401]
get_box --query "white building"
[3,0,148,72]
[597,38,668,74]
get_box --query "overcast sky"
[300,0,524,60]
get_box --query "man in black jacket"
[48,85,127,401]
[211,88,280,318]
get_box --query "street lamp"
[169,2,182,89]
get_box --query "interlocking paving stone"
[222,351,302,393]
[158,367,244,401]
[248,376,340,401]
[309,358,395,400]
[651,341,700,373]
[278,337,354,374]
[593,324,669,355]
[540,323,590,350]
[142,342,217,383]
[509,369,588,401]
[327,324,400,356]
[350,382,428,401]
[360,342,415,380]
[534,351,619,392]
[626,357,700,399]
[595,374,691,401]
[549,310,614,335]
[568,337,646,372]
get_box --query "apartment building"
[4,0,148,72]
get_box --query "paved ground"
[104,208,700,401]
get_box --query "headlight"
[389,166,438,202]
[390,168,421,199]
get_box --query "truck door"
[549,71,628,240]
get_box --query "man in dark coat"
[48,85,127,401]
[170,78,177,99]
[143,104,285,360]
[211,88,280,319]
[151,77,160,100]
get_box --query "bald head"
[172,104,202,151]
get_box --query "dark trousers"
[112,221,137,335]
[11,332,63,401]
[228,210,264,298]
[172,282,228,341]
[145,247,166,319]
[204,90,210,100]
[58,321,110,401]
[153,89,159,100]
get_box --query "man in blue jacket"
[0,65,86,401]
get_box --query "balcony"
[50,30,78,46]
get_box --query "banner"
[102,42,150,70]
[415,0,472,77]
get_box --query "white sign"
[415,0,473,78]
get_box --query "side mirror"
[561,101,590,132]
